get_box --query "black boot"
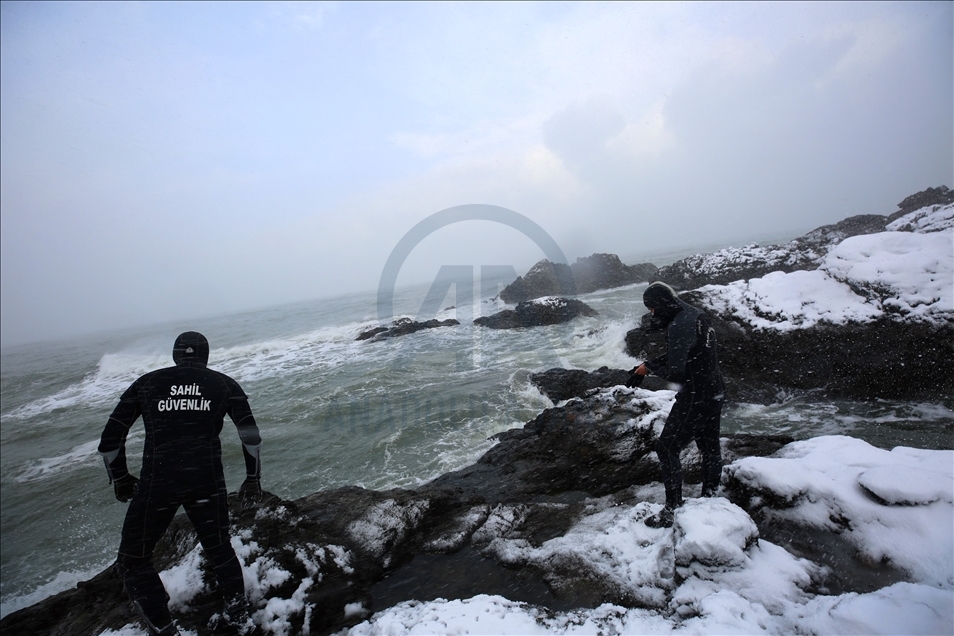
[645,505,675,528]
[222,594,255,635]
[155,624,180,636]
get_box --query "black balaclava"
[172,331,210,367]
[642,282,684,329]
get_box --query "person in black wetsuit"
[631,282,725,528]
[99,332,263,636]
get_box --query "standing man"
[632,282,725,529]
[99,331,263,635]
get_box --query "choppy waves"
[2,320,385,422]
[2,351,171,421]
[15,431,144,483]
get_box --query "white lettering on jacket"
[169,384,202,396]
[158,384,211,411]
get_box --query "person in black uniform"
[99,332,263,635]
[631,282,725,528]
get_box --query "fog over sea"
[2,238,952,619]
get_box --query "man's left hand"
[113,474,139,503]
[239,476,263,508]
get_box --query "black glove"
[626,368,644,388]
[113,474,139,503]
[239,476,263,508]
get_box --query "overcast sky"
[2,2,951,347]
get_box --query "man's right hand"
[626,364,650,388]
[113,474,139,503]
[240,476,263,508]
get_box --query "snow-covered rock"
[726,435,954,587]
[697,226,953,330]
[886,202,954,233]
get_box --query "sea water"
[2,249,952,618]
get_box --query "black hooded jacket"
[98,332,261,490]
[642,283,724,397]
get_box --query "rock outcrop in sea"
[474,297,598,329]
[356,318,459,341]
[499,254,657,303]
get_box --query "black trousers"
[117,480,245,630]
[655,390,723,509]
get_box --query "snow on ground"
[103,440,952,635]
[693,203,953,329]
[673,242,822,277]
[698,223,953,329]
[699,269,882,330]
[347,435,952,636]
[528,295,570,308]
[726,435,954,588]
[887,202,954,233]
[823,230,954,318]
[346,498,430,568]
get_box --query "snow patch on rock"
[726,436,954,587]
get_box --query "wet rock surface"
[499,254,657,303]
[623,290,954,402]
[529,366,670,402]
[356,318,459,341]
[474,297,598,329]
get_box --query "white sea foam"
[0,561,113,619]
[15,426,146,483]
[16,439,99,483]
[561,318,641,370]
[2,352,171,421]
[3,321,383,421]
[98,628,153,636]
[211,321,387,384]
[725,400,954,448]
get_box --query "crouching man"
[99,332,263,635]
[632,283,725,528]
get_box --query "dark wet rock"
[422,389,792,504]
[530,366,669,402]
[711,317,954,402]
[0,493,373,636]
[887,185,954,222]
[499,255,657,303]
[0,565,132,636]
[624,290,954,403]
[357,317,459,341]
[474,297,598,329]
[571,254,658,294]
[499,260,576,304]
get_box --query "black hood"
[643,282,686,329]
[172,331,209,367]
